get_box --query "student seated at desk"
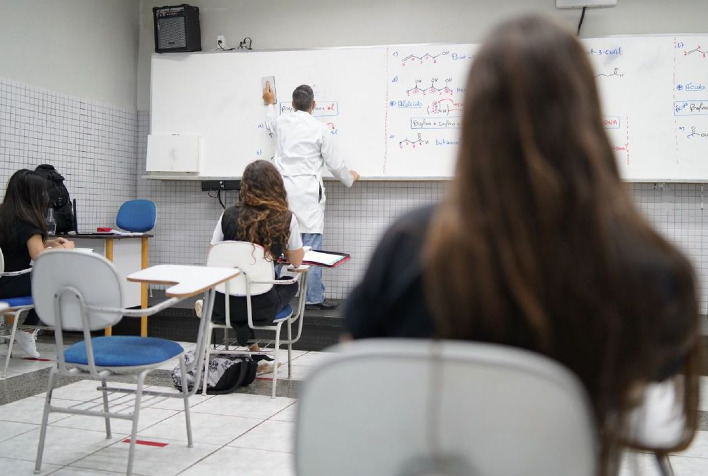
[199,160,304,351]
[343,14,701,475]
[0,169,74,357]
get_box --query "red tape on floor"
[122,438,169,447]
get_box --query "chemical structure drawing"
[325,122,338,135]
[401,51,449,66]
[686,126,708,139]
[399,133,428,149]
[406,78,454,96]
[684,46,708,58]
[427,98,464,115]
[595,67,625,78]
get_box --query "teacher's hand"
[350,170,360,182]
[262,81,275,105]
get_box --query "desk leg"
[104,239,114,337]
[140,236,149,337]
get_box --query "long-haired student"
[0,169,74,357]
[344,14,701,474]
[205,160,304,349]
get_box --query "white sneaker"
[15,329,40,358]
[194,299,203,318]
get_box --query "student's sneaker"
[15,329,40,359]
[256,360,283,375]
[194,299,203,318]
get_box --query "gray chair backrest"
[296,339,597,476]
[31,250,124,331]
[207,241,275,297]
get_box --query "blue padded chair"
[204,241,309,398]
[0,247,39,377]
[31,250,206,476]
[116,199,157,233]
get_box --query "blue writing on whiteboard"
[674,100,708,115]
[587,47,623,56]
[677,82,706,91]
[411,117,463,129]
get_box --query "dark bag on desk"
[35,164,75,233]
[172,350,258,394]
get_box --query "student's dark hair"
[292,84,314,112]
[423,14,700,474]
[0,169,49,248]
[234,160,291,259]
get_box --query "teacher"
[262,83,359,310]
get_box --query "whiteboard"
[149,36,708,181]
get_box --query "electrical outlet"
[217,35,226,48]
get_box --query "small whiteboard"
[146,134,200,173]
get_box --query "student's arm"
[321,128,357,187]
[285,215,304,267]
[27,235,74,260]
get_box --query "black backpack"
[34,164,75,233]
[172,350,258,394]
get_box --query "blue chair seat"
[4,296,33,308]
[272,304,293,323]
[64,336,183,367]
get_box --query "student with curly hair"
[206,160,304,347]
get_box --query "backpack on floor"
[172,350,258,394]
[34,164,75,233]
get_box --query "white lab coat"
[265,105,354,234]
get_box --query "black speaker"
[153,4,201,53]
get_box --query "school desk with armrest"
[70,233,152,336]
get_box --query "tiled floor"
[0,338,707,475]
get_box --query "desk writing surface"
[150,35,708,182]
[127,265,239,298]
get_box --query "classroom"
[2,0,708,475]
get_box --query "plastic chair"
[203,241,309,398]
[31,250,207,476]
[0,247,41,377]
[296,339,598,476]
[116,199,156,232]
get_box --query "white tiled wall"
[2,78,708,313]
[0,78,137,232]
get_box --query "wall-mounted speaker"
[153,4,201,53]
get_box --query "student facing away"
[203,160,304,351]
[0,169,74,358]
[344,14,701,475]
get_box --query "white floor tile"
[290,350,332,367]
[179,446,295,476]
[0,420,38,443]
[0,426,118,466]
[191,392,295,420]
[0,395,70,425]
[0,456,61,475]
[698,376,708,412]
[52,406,179,435]
[229,419,295,453]
[49,468,125,475]
[672,429,708,459]
[670,454,708,475]
[69,439,219,476]
[140,392,214,411]
[270,402,298,422]
[138,411,262,446]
